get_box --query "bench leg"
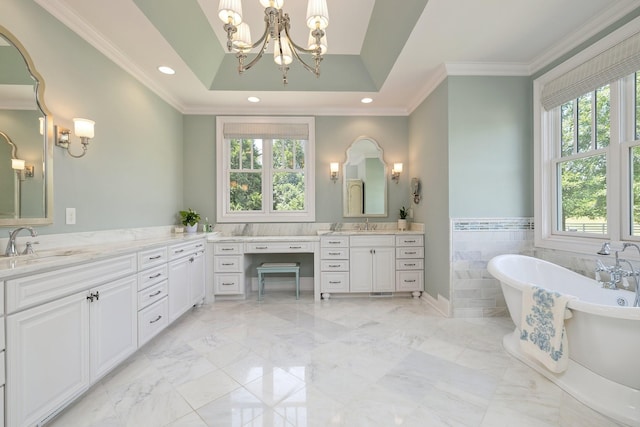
[295,270,300,300]
[258,271,263,301]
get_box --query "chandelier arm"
[284,26,322,76]
[240,34,271,72]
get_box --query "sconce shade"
[11,158,25,170]
[330,162,339,173]
[232,22,252,51]
[73,118,95,139]
[39,117,44,135]
[218,0,243,25]
[306,0,329,30]
[393,163,403,173]
[274,36,293,65]
[260,0,284,9]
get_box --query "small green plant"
[399,206,408,219]
[179,208,201,226]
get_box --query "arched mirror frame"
[342,136,388,218]
[0,25,53,226]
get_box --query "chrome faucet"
[5,227,37,257]
[620,243,640,307]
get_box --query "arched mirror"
[0,25,53,226]
[343,137,387,217]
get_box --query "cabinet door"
[168,258,191,322]
[7,293,90,427]
[189,251,205,305]
[349,247,373,292]
[90,276,138,382]
[372,247,395,292]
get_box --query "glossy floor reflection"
[47,292,622,427]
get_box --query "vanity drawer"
[350,235,394,247]
[321,248,349,259]
[138,280,168,310]
[395,235,424,247]
[137,246,167,270]
[396,270,424,292]
[244,241,313,253]
[321,236,349,247]
[137,264,168,290]
[214,255,243,273]
[138,297,169,347]
[169,239,205,260]
[214,243,243,255]
[321,272,350,292]
[321,260,349,271]
[214,273,243,294]
[396,259,424,270]
[6,254,137,314]
[396,247,424,259]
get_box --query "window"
[535,23,640,252]
[216,116,315,223]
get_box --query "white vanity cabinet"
[320,236,350,296]
[349,235,395,292]
[5,254,138,427]
[395,235,425,295]
[168,239,206,322]
[212,242,245,297]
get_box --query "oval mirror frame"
[0,25,53,226]
[342,136,388,218]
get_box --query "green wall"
[448,76,533,217]
[409,80,451,302]
[1,0,184,234]
[182,115,410,225]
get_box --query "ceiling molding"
[181,104,410,117]
[34,0,186,112]
[405,64,448,115]
[528,2,640,75]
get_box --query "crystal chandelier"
[218,0,329,84]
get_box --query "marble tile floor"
[47,292,622,427]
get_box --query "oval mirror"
[343,137,387,217]
[0,25,52,226]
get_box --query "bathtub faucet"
[619,243,640,307]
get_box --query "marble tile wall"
[451,218,534,318]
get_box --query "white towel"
[519,286,576,373]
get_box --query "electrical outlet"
[66,207,76,225]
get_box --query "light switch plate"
[66,207,76,225]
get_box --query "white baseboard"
[422,292,450,317]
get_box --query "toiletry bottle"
[204,217,209,233]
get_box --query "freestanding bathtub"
[488,254,640,426]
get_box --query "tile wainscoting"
[451,218,534,318]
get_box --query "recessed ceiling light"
[158,66,175,75]
[248,96,261,103]
[361,97,373,104]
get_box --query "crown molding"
[529,1,640,75]
[445,62,530,76]
[34,0,186,112]
[182,104,410,117]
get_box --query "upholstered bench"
[257,262,300,301]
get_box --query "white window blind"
[541,31,640,110]
[223,122,309,140]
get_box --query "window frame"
[216,116,316,223]
[534,23,640,254]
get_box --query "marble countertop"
[0,232,207,279]
[207,234,320,242]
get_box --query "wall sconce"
[330,162,339,183]
[391,163,403,183]
[11,158,33,180]
[55,118,95,158]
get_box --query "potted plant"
[179,208,201,233]
[398,206,408,231]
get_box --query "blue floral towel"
[520,286,576,373]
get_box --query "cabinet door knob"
[86,294,94,302]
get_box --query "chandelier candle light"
[218,0,329,84]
